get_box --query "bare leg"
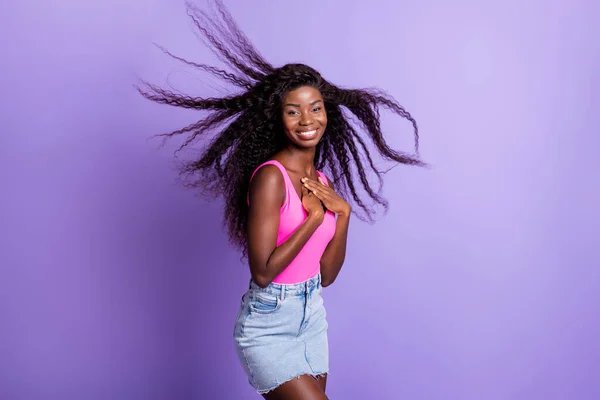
[262,374,328,400]
[315,373,327,393]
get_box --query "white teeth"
[298,130,317,136]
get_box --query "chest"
[279,193,337,245]
[286,170,321,200]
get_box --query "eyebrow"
[284,100,323,107]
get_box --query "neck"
[280,145,317,175]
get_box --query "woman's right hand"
[301,185,324,220]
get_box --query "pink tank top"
[248,160,337,284]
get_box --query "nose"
[299,112,314,126]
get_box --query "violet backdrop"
[1,0,599,399]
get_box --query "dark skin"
[246,86,351,399]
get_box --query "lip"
[295,128,319,140]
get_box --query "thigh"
[262,374,328,400]
[315,374,327,393]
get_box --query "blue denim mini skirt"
[233,273,328,394]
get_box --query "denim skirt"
[233,273,328,394]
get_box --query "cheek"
[318,113,327,126]
[281,115,295,132]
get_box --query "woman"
[138,1,423,398]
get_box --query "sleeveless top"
[248,160,337,284]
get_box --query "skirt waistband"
[249,273,321,299]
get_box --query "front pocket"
[249,292,280,314]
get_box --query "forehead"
[283,86,323,104]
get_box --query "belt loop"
[280,285,285,301]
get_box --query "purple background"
[1,0,599,399]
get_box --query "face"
[281,86,327,148]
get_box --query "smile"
[296,129,318,139]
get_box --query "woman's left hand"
[301,177,352,217]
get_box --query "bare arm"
[315,178,351,287]
[247,165,324,288]
[301,175,351,287]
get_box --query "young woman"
[138,2,424,398]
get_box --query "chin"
[289,137,322,149]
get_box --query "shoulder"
[251,163,283,187]
[249,163,286,204]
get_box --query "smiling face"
[281,86,327,149]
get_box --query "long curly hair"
[137,1,425,254]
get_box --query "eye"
[287,110,298,115]
[312,107,322,112]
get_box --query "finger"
[303,179,329,192]
[311,190,331,203]
[302,177,324,186]
[311,187,330,199]
[304,177,325,184]
[317,180,331,190]
[312,185,332,199]
[311,190,324,201]
[301,185,309,197]
[302,180,315,191]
